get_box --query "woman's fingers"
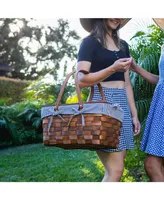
[119,58,131,62]
[133,120,141,136]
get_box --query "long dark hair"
[89,19,121,49]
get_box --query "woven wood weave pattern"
[43,113,122,149]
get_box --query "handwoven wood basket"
[43,113,121,149]
[41,70,123,150]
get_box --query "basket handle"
[87,84,106,103]
[75,70,106,109]
[55,71,75,111]
[55,69,106,111]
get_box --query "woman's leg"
[144,154,164,182]
[96,150,126,182]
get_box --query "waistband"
[94,85,126,93]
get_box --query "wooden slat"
[43,113,122,149]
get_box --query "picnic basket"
[41,70,124,149]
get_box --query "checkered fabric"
[140,49,164,157]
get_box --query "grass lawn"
[0,143,149,182]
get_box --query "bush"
[0,101,42,147]
[66,88,90,104]
[14,128,42,145]
[0,77,30,105]
[23,77,76,104]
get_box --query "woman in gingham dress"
[130,19,164,182]
[76,18,140,182]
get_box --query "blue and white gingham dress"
[140,48,164,157]
[92,85,134,152]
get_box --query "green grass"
[0,143,149,182]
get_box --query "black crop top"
[77,36,130,82]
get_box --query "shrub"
[0,101,42,147]
[0,77,30,105]
[66,88,90,104]
[22,77,76,105]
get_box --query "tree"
[0,18,80,80]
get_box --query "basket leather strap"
[55,69,106,111]
[55,71,75,110]
[75,70,89,109]
[75,70,106,103]
[88,84,106,102]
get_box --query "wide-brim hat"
[153,18,164,30]
[80,18,131,32]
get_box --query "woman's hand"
[132,117,141,136]
[129,57,138,72]
[111,57,132,72]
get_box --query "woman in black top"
[77,18,141,182]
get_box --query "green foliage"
[0,101,43,147]
[23,76,76,104]
[15,128,42,145]
[81,88,90,102]
[0,98,12,106]
[130,31,146,41]
[135,99,152,122]
[66,90,89,104]
[148,24,164,45]
[23,79,56,104]
[0,77,30,104]
[17,106,41,129]
[122,136,149,182]
[130,24,163,124]
[66,88,90,104]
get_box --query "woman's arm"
[130,58,159,85]
[77,61,115,88]
[125,70,140,135]
[77,58,132,88]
